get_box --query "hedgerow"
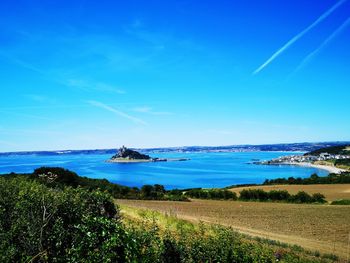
[239,189,326,203]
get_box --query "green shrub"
[185,189,237,200]
[268,190,291,201]
[290,191,313,203]
[0,176,123,262]
[238,189,325,204]
[331,199,350,205]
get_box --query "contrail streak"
[87,100,147,125]
[253,0,347,75]
[293,16,350,73]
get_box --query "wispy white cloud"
[253,0,347,75]
[293,16,350,74]
[0,46,127,95]
[133,106,172,116]
[23,94,59,105]
[0,110,54,121]
[87,100,147,125]
[0,52,45,74]
[66,79,126,94]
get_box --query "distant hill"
[1,141,350,156]
[306,145,350,156]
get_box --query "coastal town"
[257,149,350,174]
[261,152,350,164]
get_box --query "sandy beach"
[280,162,346,174]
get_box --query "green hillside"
[306,145,350,156]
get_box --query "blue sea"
[0,151,328,189]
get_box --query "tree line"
[263,172,350,185]
[239,189,326,203]
[3,167,188,201]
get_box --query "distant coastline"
[1,141,349,156]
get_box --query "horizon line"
[1,140,349,154]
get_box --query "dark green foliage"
[267,190,291,201]
[0,176,124,262]
[141,184,165,199]
[238,189,326,203]
[289,191,313,203]
[161,238,182,263]
[264,172,350,185]
[331,199,350,205]
[322,253,339,261]
[334,158,350,167]
[239,189,269,201]
[6,167,188,201]
[311,193,326,203]
[33,166,81,187]
[184,189,238,200]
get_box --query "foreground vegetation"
[263,172,350,185]
[120,205,341,263]
[119,198,350,261]
[1,174,339,262]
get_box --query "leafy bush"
[331,199,350,205]
[184,189,237,200]
[238,189,325,204]
[268,190,291,201]
[239,189,268,201]
[0,176,125,262]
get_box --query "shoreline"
[275,162,346,174]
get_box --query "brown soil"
[117,199,350,259]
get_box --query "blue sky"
[0,0,349,151]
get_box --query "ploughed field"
[117,198,350,260]
[230,184,350,201]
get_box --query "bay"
[0,151,328,189]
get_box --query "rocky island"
[108,146,189,163]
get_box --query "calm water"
[0,152,328,189]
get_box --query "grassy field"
[229,184,350,201]
[117,199,350,260]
